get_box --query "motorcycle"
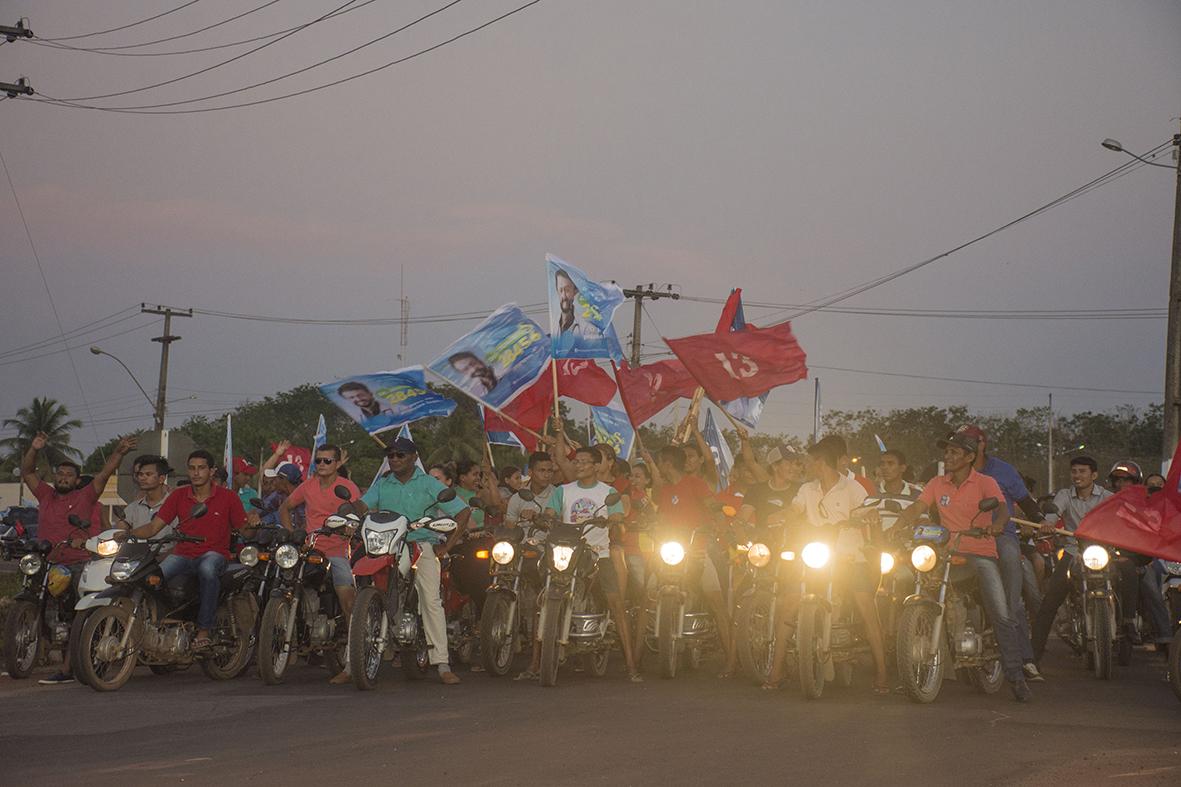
[732,518,787,685]
[534,494,620,688]
[790,511,891,699]
[1,514,92,678]
[478,491,545,676]
[896,497,1006,703]
[68,525,124,683]
[75,503,257,691]
[346,489,459,690]
[257,488,359,684]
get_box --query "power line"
[676,294,1166,320]
[0,320,160,368]
[755,141,1173,323]
[32,0,284,53]
[808,364,1157,396]
[55,0,365,102]
[0,307,140,360]
[27,1,377,57]
[190,302,546,325]
[39,1,205,42]
[31,0,545,115]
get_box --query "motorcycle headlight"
[747,542,771,568]
[880,552,896,575]
[660,541,686,566]
[551,545,574,572]
[18,553,43,576]
[492,541,515,565]
[275,543,300,569]
[801,542,830,569]
[911,545,938,573]
[363,529,396,556]
[1082,544,1110,571]
[238,545,259,567]
[109,559,140,582]
[780,550,795,561]
[95,538,120,557]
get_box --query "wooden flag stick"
[1012,516,1070,537]
[423,367,545,441]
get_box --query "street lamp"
[1102,131,1181,467]
[90,345,159,427]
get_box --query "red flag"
[615,359,699,425]
[1076,442,1181,562]
[556,359,616,406]
[664,320,807,402]
[270,443,312,482]
[715,287,743,333]
[483,406,539,452]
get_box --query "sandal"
[629,672,644,683]
[760,679,783,690]
[192,636,212,651]
[513,670,539,681]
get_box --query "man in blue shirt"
[358,437,471,685]
[951,425,1045,682]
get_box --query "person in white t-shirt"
[763,436,887,694]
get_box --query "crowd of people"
[10,416,1176,702]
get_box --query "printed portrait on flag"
[320,366,455,436]
[428,304,550,409]
[547,254,624,361]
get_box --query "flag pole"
[550,359,562,431]
[423,367,545,441]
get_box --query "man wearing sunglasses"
[279,444,361,684]
[356,437,472,685]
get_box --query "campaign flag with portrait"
[428,304,550,409]
[591,400,636,461]
[320,366,456,436]
[546,254,625,361]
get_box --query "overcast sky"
[0,0,1178,456]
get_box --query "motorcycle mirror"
[517,489,535,502]
[604,492,621,507]
[978,497,999,512]
[188,503,209,520]
[468,497,484,510]
[334,485,351,501]
[68,514,88,529]
[436,488,457,503]
[1040,500,1059,516]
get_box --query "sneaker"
[38,672,75,686]
[1010,678,1033,703]
[1023,663,1045,683]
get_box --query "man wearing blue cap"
[358,436,472,685]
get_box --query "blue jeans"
[967,555,1025,682]
[161,552,227,631]
[1142,560,1172,640]
[996,534,1035,663]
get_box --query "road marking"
[1109,766,1179,778]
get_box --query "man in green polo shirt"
[358,437,471,685]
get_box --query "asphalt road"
[2,643,1179,787]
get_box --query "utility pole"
[141,304,192,431]
[621,284,679,367]
[1164,127,1181,465]
[1047,393,1053,492]
[0,76,33,98]
[0,18,33,43]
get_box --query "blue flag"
[369,424,424,487]
[311,414,327,457]
[479,408,526,452]
[223,414,233,482]
[547,254,624,361]
[428,304,550,410]
[702,408,734,492]
[719,289,768,429]
[591,400,636,461]
[321,366,456,436]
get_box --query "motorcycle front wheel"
[539,594,564,687]
[202,599,253,680]
[797,602,828,700]
[258,597,295,685]
[1090,599,1113,680]
[3,600,43,679]
[972,659,1004,694]
[479,593,517,677]
[349,586,386,690]
[735,589,775,685]
[77,604,138,692]
[68,608,92,686]
[896,604,944,704]
[657,597,679,679]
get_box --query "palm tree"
[0,397,83,467]
[422,408,484,467]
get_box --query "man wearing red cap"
[231,456,260,512]
[952,424,1045,683]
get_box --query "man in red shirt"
[278,443,361,684]
[898,431,1032,702]
[131,449,254,650]
[20,431,136,685]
